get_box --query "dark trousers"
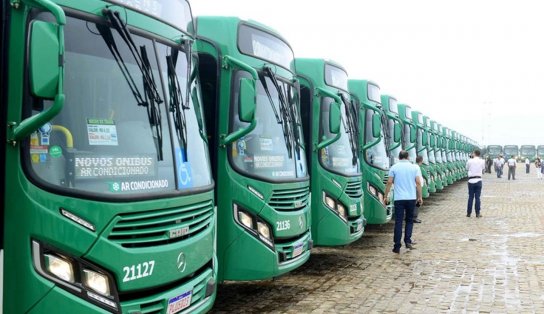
[508,166,516,180]
[467,181,482,215]
[526,164,530,173]
[393,200,416,249]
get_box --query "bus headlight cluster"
[322,192,348,221]
[233,204,274,248]
[32,241,119,313]
[367,184,386,205]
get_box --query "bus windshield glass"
[319,98,360,176]
[521,146,535,155]
[26,15,212,196]
[230,73,307,181]
[108,0,193,32]
[388,98,398,114]
[435,150,442,163]
[367,84,381,103]
[238,25,294,70]
[417,129,429,164]
[324,64,348,91]
[365,109,388,170]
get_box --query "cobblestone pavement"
[212,164,544,313]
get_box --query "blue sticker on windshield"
[176,148,193,189]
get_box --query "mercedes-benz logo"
[177,252,186,272]
[298,215,304,229]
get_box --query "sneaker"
[476,214,482,218]
[405,243,415,250]
[392,247,400,254]
[413,218,422,223]
[466,214,471,217]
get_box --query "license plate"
[167,291,192,314]
[349,203,357,213]
[292,242,304,258]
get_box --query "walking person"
[493,156,502,178]
[525,157,530,174]
[507,155,516,180]
[384,150,423,254]
[536,157,542,179]
[499,155,505,177]
[466,149,485,218]
[486,156,493,174]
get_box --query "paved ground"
[212,164,544,313]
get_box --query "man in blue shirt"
[384,150,423,253]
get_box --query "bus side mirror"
[393,123,401,143]
[372,113,381,138]
[410,125,417,143]
[422,131,429,145]
[329,100,341,134]
[30,21,60,99]
[239,78,256,123]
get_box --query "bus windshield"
[417,129,429,165]
[230,74,307,181]
[435,150,442,163]
[319,98,360,176]
[388,119,401,165]
[365,109,389,170]
[521,146,535,155]
[27,15,211,197]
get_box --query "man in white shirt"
[466,149,485,217]
[507,155,516,180]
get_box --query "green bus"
[428,119,444,191]
[537,145,544,158]
[196,17,312,281]
[442,126,456,184]
[2,0,218,313]
[348,80,392,225]
[398,104,428,197]
[487,145,503,159]
[504,145,519,161]
[296,59,365,246]
[412,111,434,195]
[520,145,535,162]
[381,95,402,167]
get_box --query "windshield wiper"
[101,9,164,161]
[166,49,188,159]
[259,68,294,159]
[339,93,359,166]
[263,67,299,160]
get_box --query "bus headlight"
[233,204,274,249]
[337,203,347,219]
[32,241,119,313]
[44,254,75,283]
[237,209,254,229]
[83,269,111,297]
[324,194,336,209]
[368,184,377,196]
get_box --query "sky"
[191,0,544,146]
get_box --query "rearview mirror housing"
[30,21,60,99]
[372,113,381,138]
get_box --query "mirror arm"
[222,55,258,80]
[362,137,381,151]
[10,0,65,142]
[316,132,341,151]
[220,120,257,147]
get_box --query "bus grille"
[108,200,214,248]
[383,174,389,186]
[268,186,310,211]
[345,180,363,199]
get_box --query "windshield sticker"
[254,155,284,168]
[109,179,169,193]
[49,145,63,158]
[176,148,193,189]
[237,139,247,156]
[30,132,39,146]
[259,138,273,151]
[74,155,155,179]
[30,146,48,155]
[272,170,295,177]
[332,157,351,168]
[87,119,118,146]
[321,147,330,165]
[38,122,52,146]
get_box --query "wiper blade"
[339,93,359,166]
[263,67,297,160]
[101,9,164,160]
[166,50,188,158]
[259,68,293,159]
